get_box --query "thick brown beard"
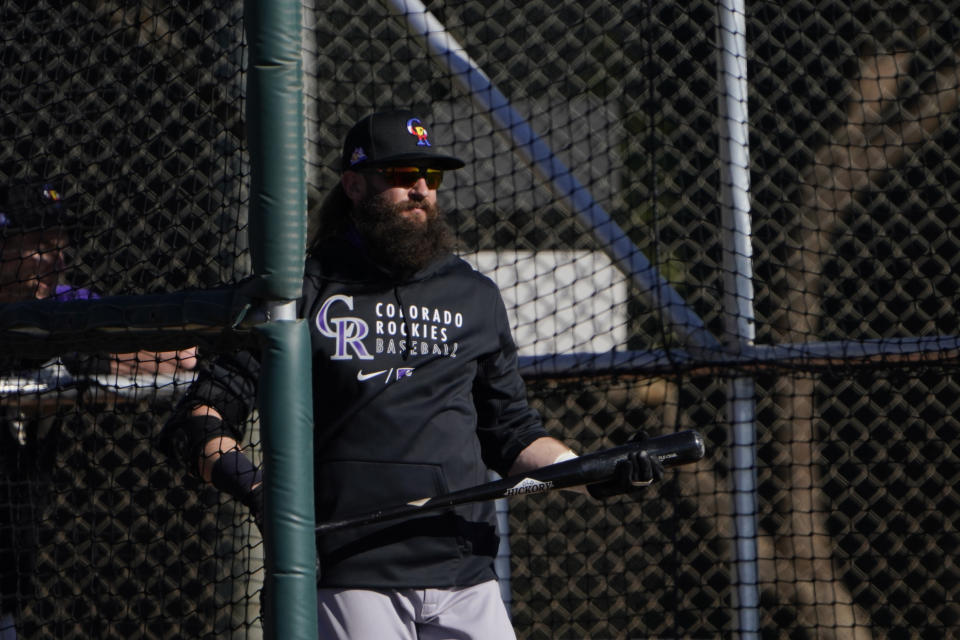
[351,193,454,275]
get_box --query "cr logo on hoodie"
[316,294,373,361]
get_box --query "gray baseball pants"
[316,579,516,639]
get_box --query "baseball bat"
[315,429,705,535]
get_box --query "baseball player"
[161,109,663,639]
[0,180,196,638]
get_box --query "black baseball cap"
[339,109,466,172]
[0,180,78,233]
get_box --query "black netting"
[1,0,959,638]
[1,3,256,638]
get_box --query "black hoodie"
[303,233,549,587]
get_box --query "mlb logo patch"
[350,146,367,165]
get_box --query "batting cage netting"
[2,0,959,638]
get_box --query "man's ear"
[341,171,366,204]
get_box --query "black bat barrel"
[523,429,705,487]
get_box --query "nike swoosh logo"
[356,369,388,382]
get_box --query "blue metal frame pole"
[717,0,760,637]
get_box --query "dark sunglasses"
[363,166,443,190]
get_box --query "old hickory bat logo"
[502,477,554,496]
[404,478,554,509]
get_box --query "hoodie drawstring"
[393,286,410,361]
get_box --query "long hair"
[307,181,352,255]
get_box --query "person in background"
[0,181,196,375]
[0,179,196,638]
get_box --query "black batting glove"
[587,433,665,499]
[210,450,264,534]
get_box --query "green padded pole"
[244,0,307,301]
[256,320,317,639]
[243,1,316,638]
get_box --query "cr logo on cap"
[406,118,431,147]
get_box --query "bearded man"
[161,109,662,640]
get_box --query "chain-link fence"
[1,0,959,637]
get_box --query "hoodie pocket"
[315,460,467,576]
[317,459,449,520]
